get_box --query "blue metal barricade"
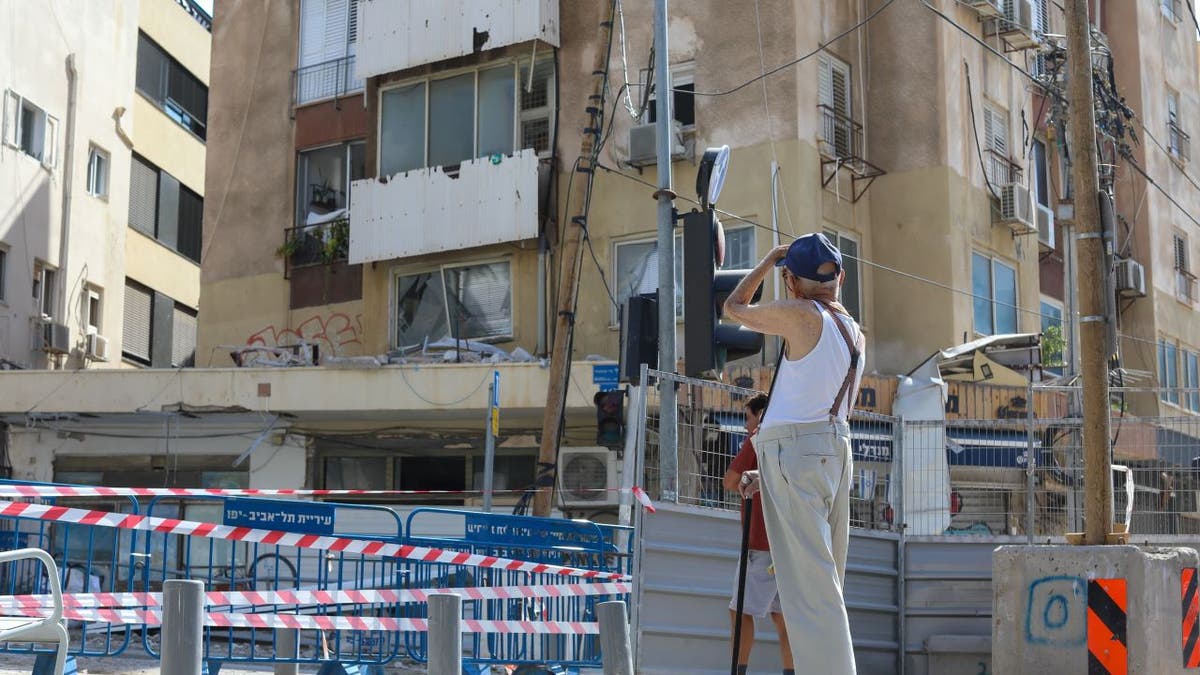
[402,509,631,670]
[139,495,404,669]
[0,479,139,658]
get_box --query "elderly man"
[723,232,866,675]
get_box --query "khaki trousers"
[753,420,856,674]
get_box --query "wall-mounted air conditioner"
[85,334,109,361]
[965,0,1003,18]
[557,447,619,508]
[40,321,70,355]
[1115,258,1146,298]
[999,0,1040,50]
[995,183,1036,234]
[628,120,688,168]
[1036,203,1055,249]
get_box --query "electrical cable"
[918,0,1050,92]
[677,0,897,97]
[964,60,1002,201]
[1118,148,1200,230]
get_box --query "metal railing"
[173,0,211,31]
[1178,268,1198,304]
[281,218,349,279]
[1170,120,1191,162]
[818,104,863,160]
[985,148,1023,187]
[294,55,363,107]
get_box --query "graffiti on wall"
[246,313,364,358]
[1025,575,1087,647]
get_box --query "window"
[1175,233,1195,303]
[136,33,208,140]
[1031,139,1050,209]
[2,90,57,167]
[646,62,695,127]
[723,226,756,270]
[972,252,1017,336]
[297,141,366,225]
[1168,90,1189,161]
[612,234,684,325]
[1040,299,1064,373]
[394,261,512,348]
[1187,350,1200,413]
[0,248,6,302]
[983,104,1012,186]
[818,54,852,157]
[1160,339,1181,405]
[379,58,555,176]
[822,229,862,323]
[128,154,203,263]
[296,0,362,103]
[171,304,197,367]
[122,280,153,364]
[83,287,102,334]
[1032,0,1049,34]
[86,146,109,198]
[1162,0,1182,22]
[33,264,56,319]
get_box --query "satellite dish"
[696,145,731,209]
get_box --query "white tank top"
[760,304,866,428]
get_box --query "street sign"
[592,364,619,392]
[223,497,335,535]
[491,370,500,435]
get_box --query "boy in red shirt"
[722,393,793,675]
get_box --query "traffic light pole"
[1065,0,1114,544]
[653,0,679,501]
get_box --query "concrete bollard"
[428,593,462,675]
[597,600,634,675]
[162,579,205,675]
[993,545,1199,675]
[273,628,300,675]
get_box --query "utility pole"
[653,0,679,501]
[533,7,614,517]
[1065,0,1114,545]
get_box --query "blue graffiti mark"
[1025,575,1086,646]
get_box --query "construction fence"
[635,369,1200,540]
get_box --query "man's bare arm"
[723,245,804,337]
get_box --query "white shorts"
[728,549,782,618]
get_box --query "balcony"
[279,213,349,280]
[817,104,885,203]
[348,149,540,264]
[293,55,363,107]
[355,0,559,80]
[1169,120,1191,163]
[1177,268,1197,305]
[985,149,1023,187]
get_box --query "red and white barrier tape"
[0,485,655,508]
[0,500,628,582]
[0,605,598,635]
[0,582,630,610]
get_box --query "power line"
[1118,148,1200,230]
[918,0,1051,92]
[677,0,897,97]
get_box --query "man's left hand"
[739,470,761,499]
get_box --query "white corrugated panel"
[356,0,559,80]
[348,148,539,264]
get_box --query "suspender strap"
[821,303,861,420]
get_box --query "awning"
[946,427,1037,468]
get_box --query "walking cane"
[730,495,753,675]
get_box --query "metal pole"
[654,0,679,502]
[162,579,204,675]
[1025,378,1037,543]
[598,600,635,675]
[1065,0,1114,544]
[893,416,906,675]
[483,375,497,513]
[428,593,462,675]
[618,384,642,526]
[274,629,300,675]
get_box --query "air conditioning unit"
[557,447,619,508]
[995,183,1036,234]
[85,333,109,361]
[1036,203,1055,249]
[999,0,1040,50]
[40,321,70,355]
[1115,258,1146,298]
[965,0,1003,18]
[628,120,688,168]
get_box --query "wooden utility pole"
[1064,0,1114,544]
[533,7,614,517]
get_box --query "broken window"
[394,261,512,348]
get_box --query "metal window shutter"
[830,59,850,118]
[171,306,197,367]
[122,283,152,361]
[323,0,349,62]
[347,0,357,45]
[128,156,157,236]
[818,56,832,109]
[298,0,327,68]
[1175,236,1187,271]
[136,35,166,101]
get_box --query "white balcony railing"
[348,149,540,264]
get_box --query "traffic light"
[682,209,764,376]
[594,390,625,446]
[618,293,657,383]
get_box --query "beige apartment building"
[0,0,207,371]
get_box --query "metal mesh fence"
[635,372,1200,539]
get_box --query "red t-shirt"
[729,436,769,551]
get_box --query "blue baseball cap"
[776,232,843,282]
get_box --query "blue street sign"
[592,364,619,391]
[223,497,335,535]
